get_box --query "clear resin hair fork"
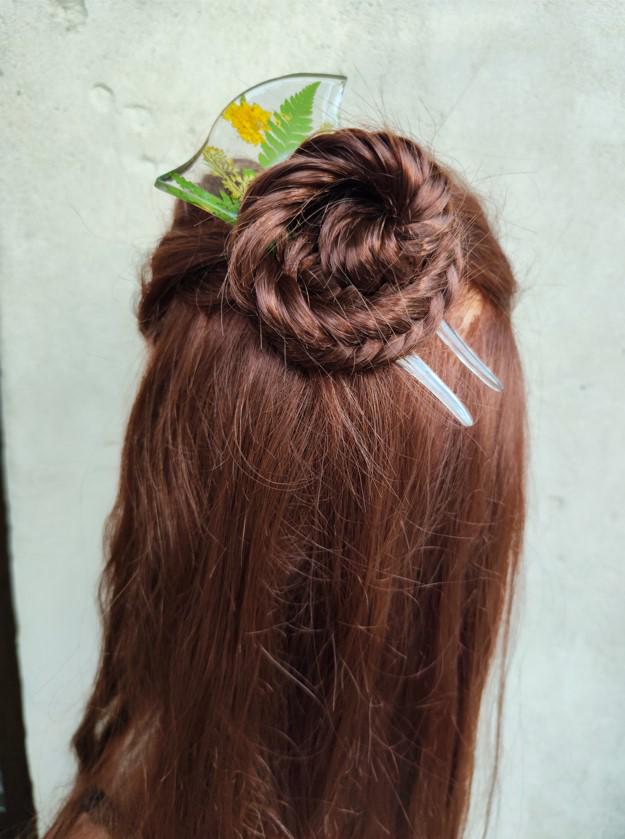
[155,73,347,223]
[396,321,504,427]
[436,320,503,392]
[154,73,504,426]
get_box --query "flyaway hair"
[44,128,526,839]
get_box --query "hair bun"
[225,128,464,372]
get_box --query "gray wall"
[2,1,624,835]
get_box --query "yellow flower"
[222,98,272,145]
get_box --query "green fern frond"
[258,81,320,168]
[217,189,239,212]
[166,173,239,223]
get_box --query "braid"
[224,128,464,372]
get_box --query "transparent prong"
[436,320,503,392]
[396,353,474,427]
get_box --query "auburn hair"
[45,128,526,839]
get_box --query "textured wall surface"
[1,1,624,835]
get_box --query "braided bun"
[224,128,464,372]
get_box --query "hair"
[45,128,526,839]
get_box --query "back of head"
[47,128,526,839]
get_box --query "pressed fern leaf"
[258,81,320,168]
[166,172,239,223]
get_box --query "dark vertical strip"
[0,381,37,837]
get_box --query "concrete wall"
[2,1,624,835]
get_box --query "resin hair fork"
[154,72,503,426]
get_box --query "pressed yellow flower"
[222,98,272,145]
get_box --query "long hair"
[46,128,526,839]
